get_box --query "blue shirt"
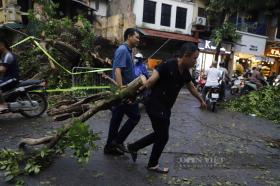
[1,51,19,82]
[112,43,136,85]
[134,59,149,79]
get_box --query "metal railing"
[236,22,267,36]
[72,67,112,95]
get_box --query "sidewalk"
[0,90,279,185]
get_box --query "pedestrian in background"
[134,53,149,79]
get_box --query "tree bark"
[19,75,146,148]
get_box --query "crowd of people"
[197,60,279,99]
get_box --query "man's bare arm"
[115,67,123,86]
[186,81,206,109]
[0,66,6,76]
[142,69,160,89]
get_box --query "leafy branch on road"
[0,76,145,184]
[224,86,280,124]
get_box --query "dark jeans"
[220,81,226,100]
[106,103,140,146]
[202,86,211,101]
[129,112,170,167]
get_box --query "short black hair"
[179,42,199,58]
[124,28,139,41]
[0,38,10,50]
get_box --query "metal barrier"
[71,67,112,95]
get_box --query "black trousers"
[106,103,141,146]
[129,112,170,167]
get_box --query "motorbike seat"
[18,80,44,87]
[0,78,19,92]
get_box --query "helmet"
[135,53,143,58]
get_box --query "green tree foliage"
[205,0,280,61]
[16,0,100,88]
[225,87,280,123]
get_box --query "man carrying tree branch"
[104,28,141,155]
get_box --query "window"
[198,7,206,17]
[161,4,171,27]
[175,7,187,29]
[143,0,156,24]
[277,19,280,39]
[95,0,99,11]
[0,0,2,8]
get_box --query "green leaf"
[34,167,40,174]
[41,150,45,158]
[4,175,14,182]
[15,180,25,186]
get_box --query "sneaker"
[104,145,124,155]
[115,143,128,153]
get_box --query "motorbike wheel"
[211,102,217,112]
[206,94,217,112]
[230,88,236,95]
[19,92,48,118]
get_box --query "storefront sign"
[198,40,231,54]
[234,32,267,56]
[249,45,258,51]
[267,49,280,58]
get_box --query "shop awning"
[71,0,96,11]
[138,28,199,43]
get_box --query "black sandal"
[147,165,169,174]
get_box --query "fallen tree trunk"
[19,75,146,148]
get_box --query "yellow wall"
[0,0,22,24]
[95,13,136,43]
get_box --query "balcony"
[236,22,267,36]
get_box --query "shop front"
[265,47,280,75]
[197,39,231,73]
[234,31,270,76]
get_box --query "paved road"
[0,90,279,186]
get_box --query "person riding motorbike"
[249,67,265,88]
[202,62,223,100]
[0,38,20,112]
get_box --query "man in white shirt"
[202,62,223,100]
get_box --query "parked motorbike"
[240,80,257,95]
[230,76,258,95]
[205,85,220,112]
[230,76,242,95]
[1,79,48,118]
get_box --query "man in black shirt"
[127,42,206,173]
